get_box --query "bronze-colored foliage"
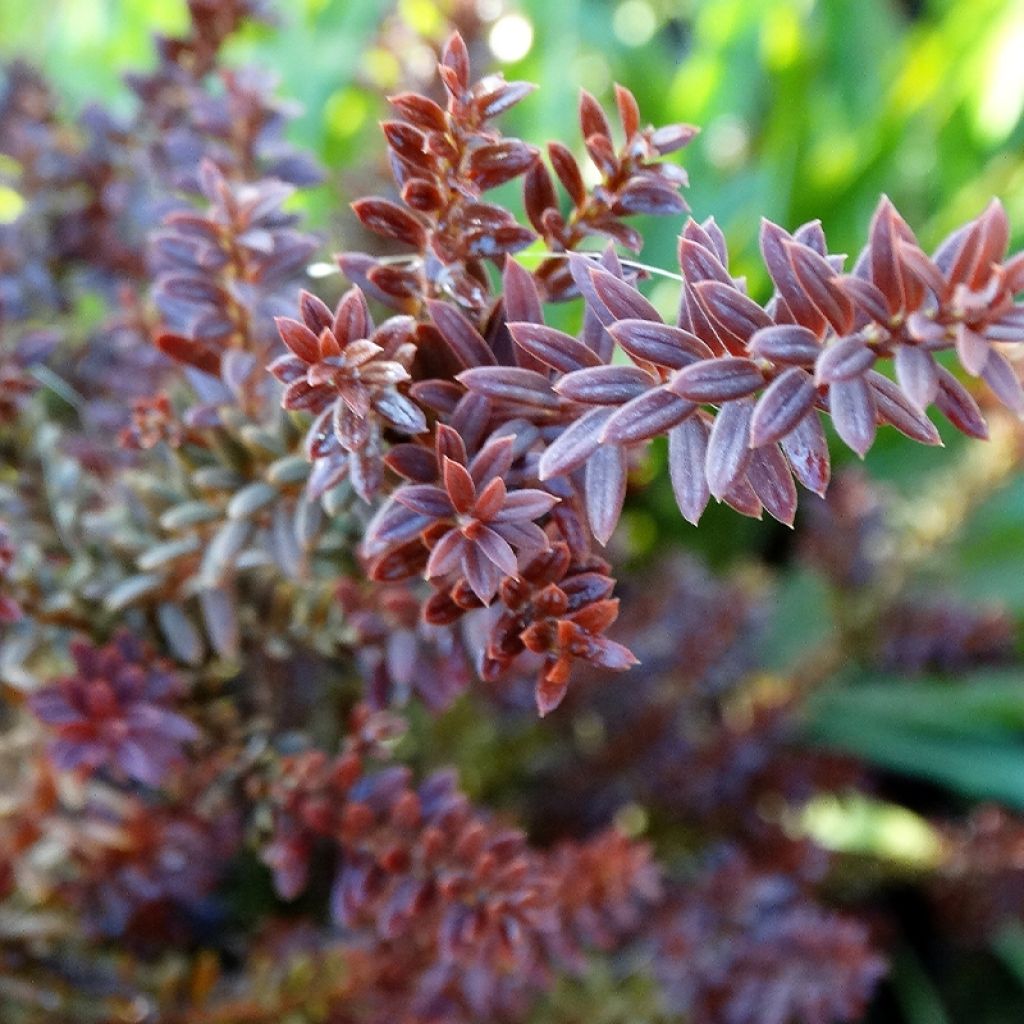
[3,7,1024,1024]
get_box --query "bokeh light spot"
[613,0,657,48]
[489,13,533,63]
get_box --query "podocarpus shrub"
[1,4,1023,1022]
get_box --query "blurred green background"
[5,0,1024,268]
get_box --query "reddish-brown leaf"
[467,141,538,191]
[351,198,426,247]
[548,142,586,207]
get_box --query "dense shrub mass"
[2,3,1024,1022]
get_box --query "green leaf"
[806,673,1024,806]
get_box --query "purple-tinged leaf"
[750,368,817,447]
[464,544,504,603]
[669,357,763,403]
[373,390,428,435]
[381,120,429,164]
[362,500,433,558]
[427,300,497,368]
[895,239,945,297]
[969,199,1010,289]
[442,31,470,86]
[829,376,877,457]
[612,179,687,216]
[793,219,828,255]
[650,123,699,153]
[907,311,949,346]
[458,367,559,409]
[589,267,662,323]
[934,367,988,439]
[867,196,920,313]
[781,410,830,495]
[555,365,655,404]
[386,444,437,482]
[699,217,729,265]
[838,275,892,324]
[815,335,876,385]
[867,371,941,445]
[608,319,713,369]
[333,287,372,348]
[693,281,773,350]
[722,474,763,519]
[539,407,616,479]
[760,220,828,336]
[493,489,560,523]
[395,484,454,518]
[585,132,619,177]
[678,234,732,285]
[747,444,797,526]
[468,435,515,489]
[283,378,331,413]
[987,306,1024,343]
[980,349,1024,416]
[268,354,303,385]
[705,397,754,499]
[426,530,466,578]
[893,345,939,410]
[668,415,711,524]
[297,290,334,336]
[465,224,537,258]
[367,264,420,299]
[442,457,477,515]
[503,259,544,324]
[507,322,603,373]
[585,443,627,545]
[1003,251,1024,293]
[786,240,856,334]
[493,519,549,554]
[410,379,462,414]
[436,423,468,466]
[568,254,613,324]
[581,302,616,365]
[336,252,407,312]
[938,205,991,293]
[472,525,518,576]
[747,324,821,366]
[451,394,491,453]
[158,273,227,307]
[955,323,990,376]
[601,387,696,444]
